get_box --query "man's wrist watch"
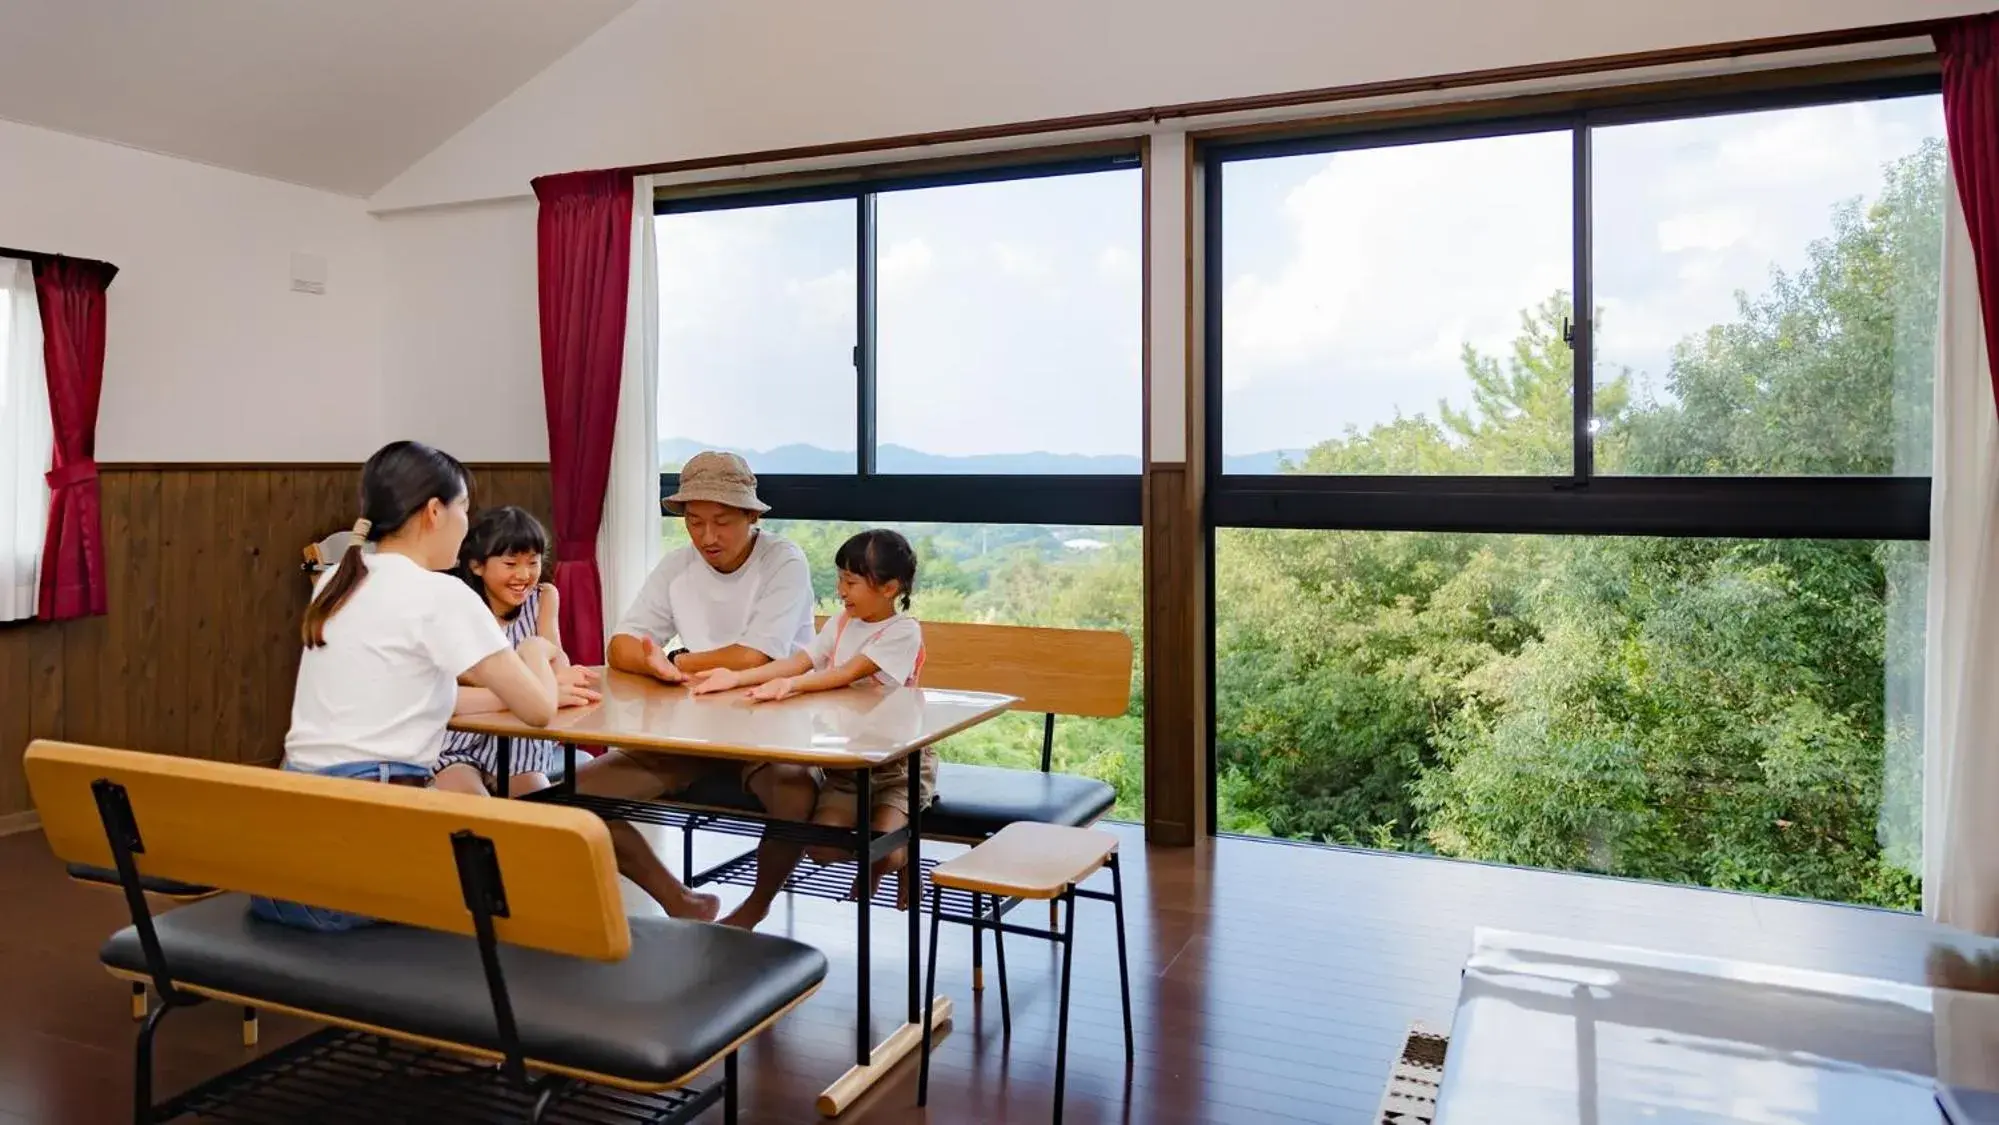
[665,647,690,669]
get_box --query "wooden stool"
[917,822,1133,1124]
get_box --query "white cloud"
[1220,130,1572,408]
[1218,95,1946,452]
[1655,207,1754,254]
[789,267,856,327]
[1096,245,1138,280]
[990,241,1054,280]
[879,239,934,290]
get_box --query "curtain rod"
[601,16,1954,181]
[0,245,116,272]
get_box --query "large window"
[655,157,1146,815]
[656,154,1144,512]
[1205,76,1944,909]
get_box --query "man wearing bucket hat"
[574,451,818,930]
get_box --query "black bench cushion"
[654,762,1114,839]
[67,863,217,899]
[101,895,826,1086]
[923,763,1115,840]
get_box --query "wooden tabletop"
[449,669,1018,768]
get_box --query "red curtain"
[1939,13,1999,405]
[34,255,117,621]
[533,170,633,665]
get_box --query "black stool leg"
[1052,888,1078,1125]
[970,891,985,992]
[918,884,944,1106]
[1109,852,1134,1064]
[993,899,1012,1037]
[724,1051,739,1125]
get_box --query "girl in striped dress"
[439,506,598,795]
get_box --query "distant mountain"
[660,438,1302,475]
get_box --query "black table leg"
[907,758,924,1026]
[560,742,576,796]
[853,766,872,1068]
[495,737,513,797]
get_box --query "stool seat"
[929,822,1117,901]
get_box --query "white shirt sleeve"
[807,615,843,672]
[740,547,815,660]
[424,580,511,677]
[613,554,680,645]
[860,617,924,686]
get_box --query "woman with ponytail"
[261,441,579,931]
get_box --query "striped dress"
[437,585,561,779]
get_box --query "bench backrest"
[25,740,630,961]
[819,617,1132,718]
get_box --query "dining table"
[450,668,1019,1117]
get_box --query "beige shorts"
[815,749,938,821]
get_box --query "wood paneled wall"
[0,464,551,819]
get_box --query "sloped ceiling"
[0,0,639,195]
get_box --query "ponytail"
[302,523,370,647]
[299,441,471,648]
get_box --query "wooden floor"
[1,822,1989,1125]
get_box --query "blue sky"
[657,94,1944,463]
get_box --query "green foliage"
[1214,143,1945,911]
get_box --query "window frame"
[1200,71,1943,540]
[655,152,1146,527]
[1200,70,1946,834]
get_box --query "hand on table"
[555,664,601,708]
[640,636,686,684]
[745,677,796,703]
[689,667,744,695]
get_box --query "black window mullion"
[856,192,878,475]
[1571,121,1595,485]
[1206,474,1930,541]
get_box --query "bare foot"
[718,901,768,931]
[670,892,722,923]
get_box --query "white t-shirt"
[284,552,510,772]
[614,531,814,659]
[808,612,925,688]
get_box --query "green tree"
[1216,141,1944,910]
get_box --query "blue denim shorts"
[248,760,433,933]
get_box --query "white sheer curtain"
[0,256,51,622]
[597,174,662,638]
[1925,176,1999,932]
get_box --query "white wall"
[373,0,1989,210]
[0,118,383,462]
[377,199,544,461]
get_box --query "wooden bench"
[27,740,827,1125]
